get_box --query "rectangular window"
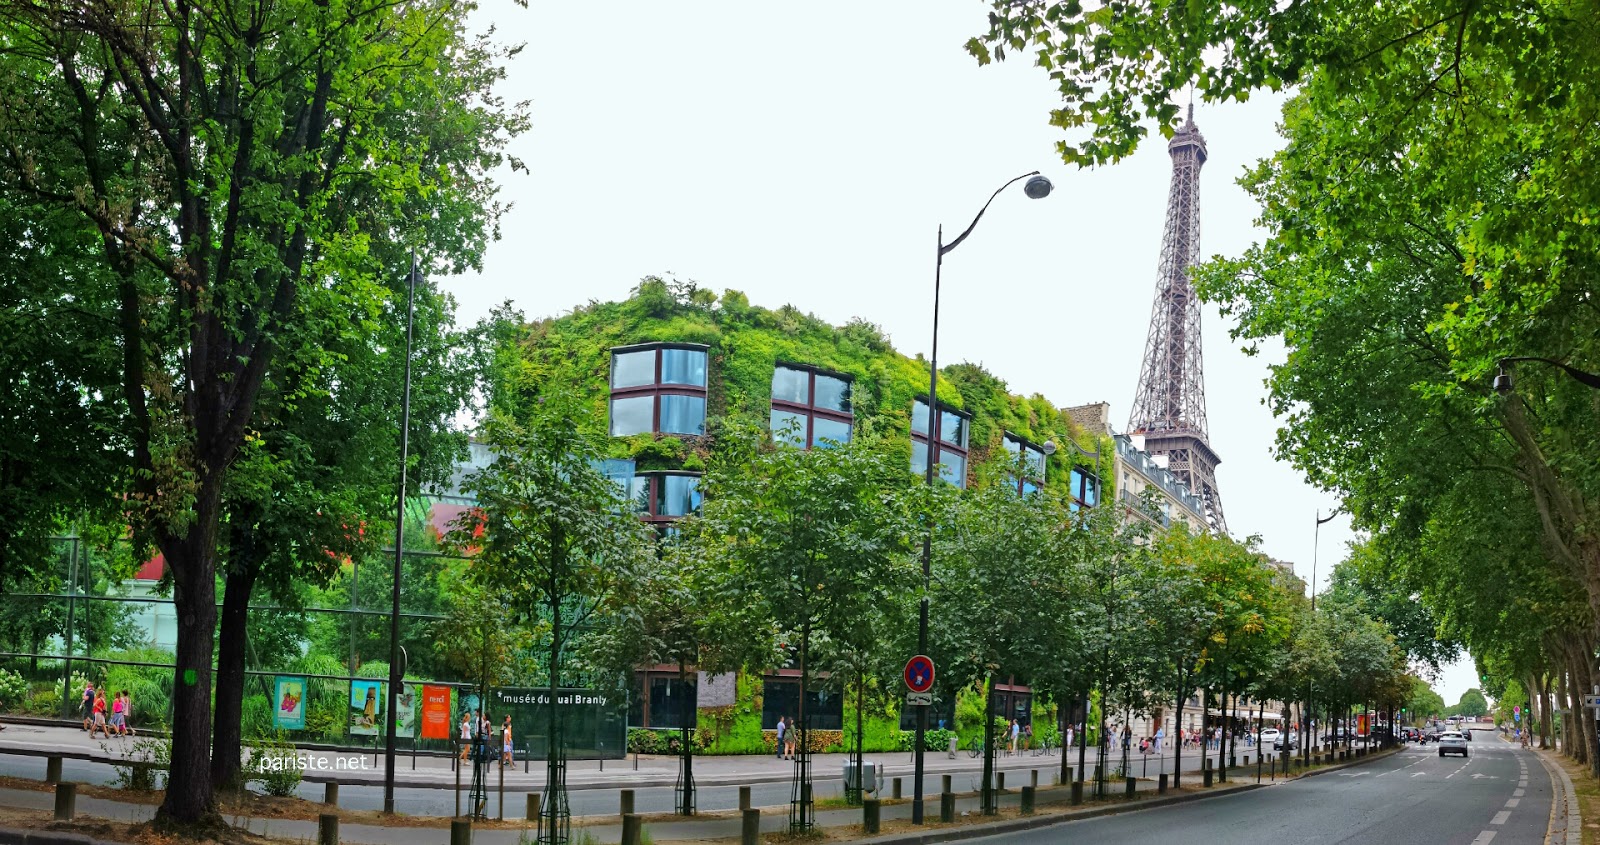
[812,416,852,446]
[1003,433,1047,495]
[771,363,854,450]
[610,395,654,437]
[659,395,706,435]
[911,398,969,488]
[939,410,967,448]
[770,409,808,447]
[771,367,810,405]
[813,374,851,414]
[657,475,702,517]
[938,449,966,486]
[1070,467,1101,509]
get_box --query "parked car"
[1273,730,1300,750]
[1437,731,1469,757]
[1259,728,1282,748]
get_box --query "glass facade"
[660,348,707,387]
[769,364,854,449]
[659,394,706,435]
[609,395,654,437]
[1003,433,1047,495]
[1070,467,1101,509]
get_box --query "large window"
[911,398,971,488]
[769,363,854,448]
[1068,466,1101,512]
[1002,432,1047,495]
[609,343,709,437]
[761,676,844,731]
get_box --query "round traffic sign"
[904,655,935,694]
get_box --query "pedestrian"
[459,712,472,761]
[501,715,513,766]
[1122,725,1132,752]
[1154,726,1164,752]
[109,690,126,737]
[89,690,109,739]
[1023,722,1034,751]
[1065,725,1074,750]
[784,716,796,759]
[121,691,137,736]
[775,714,787,759]
[80,680,95,731]
[1009,719,1019,753]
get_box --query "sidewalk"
[0,723,1280,790]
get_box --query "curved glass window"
[657,475,703,517]
[610,395,654,437]
[770,364,854,450]
[612,350,657,389]
[661,348,708,387]
[660,395,706,435]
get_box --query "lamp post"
[1306,508,1338,760]
[383,254,419,814]
[913,171,1052,824]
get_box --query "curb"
[845,747,1399,845]
[1531,746,1581,845]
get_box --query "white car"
[1260,728,1282,748]
[1437,730,1469,757]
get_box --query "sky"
[450,2,1479,706]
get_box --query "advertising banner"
[272,676,306,730]
[350,680,383,736]
[421,684,454,740]
[394,682,417,738]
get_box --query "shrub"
[248,734,305,797]
[0,669,27,710]
[25,687,62,716]
[106,736,170,791]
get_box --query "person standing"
[80,681,95,731]
[774,714,787,759]
[1009,719,1020,753]
[1154,726,1164,753]
[460,713,472,761]
[501,715,514,766]
[783,716,796,760]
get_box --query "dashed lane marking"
[1491,811,1512,825]
[1505,798,1520,808]
[1471,831,1497,844]
[1513,788,1525,797]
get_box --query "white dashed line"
[1514,788,1525,797]
[1472,832,1497,844]
[1491,810,1512,825]
[1505,798,1521,807]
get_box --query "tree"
[685,429,920,832]
[1326,542,1460,675]
[1452,689,1489,719]
[0,0,523,824]
[455,398,653,845]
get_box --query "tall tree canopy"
[0,0,524,824]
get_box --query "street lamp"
[383,254,419,814]
[912,171,1051,824]
[1493,356,1600,394]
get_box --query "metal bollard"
[526,792,541,822]
[1065,766,1073,785]
[1020,785,1036,815]
[54,782,75,821]
[1071,780,1083,805]
[450,819,471,845]
[46,757,62,784]
[892,777,902,799]
[741,808,760,845]
[1031,769,1039,788]
[325,782,339,805]
[455,759,462,817]
[498,764,505,820]
[621,813,642,845]
[739,785,751,811]
[940,791,955,823]
[620,788,635,817]
[1203,767,1214,787]
[864,798,881,834]
[318,814,338,845]
[997,771,1006,791]
[1158,772,1168,793]
[1125,776,1136,797]
[942,774,953,794]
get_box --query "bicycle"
[967,736,984,758]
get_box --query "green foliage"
[247,734,305,797]
[103,649,176,730]
[0,669,26,709]
[106,736,170,792]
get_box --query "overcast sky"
[452,2,1478,706]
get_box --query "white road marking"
[1470,773,1498,780]
[1513,788,1525,797]
[1491,811,1511,825]
[1337,772,1369,777]
[1518,780,1528,788]
[1411,772,1426,777]
[1505,798,1520,808]
[1472,831,1497,843]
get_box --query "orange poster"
[421,684,453,740]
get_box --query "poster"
[273,676,306,730]
[350,680,383,736]
[394,682,417,738]
[421,684,453,740]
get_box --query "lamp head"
[1042,440,1058,456]
[1024,174,1054,199]
[1493,363,1513,395]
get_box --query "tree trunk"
[155,496,223,826]
[211,556,260,791]
[1172,676,1186,788]
[982,676,997,814]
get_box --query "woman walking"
[89,690,109,739]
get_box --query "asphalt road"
[970,732,1551,845]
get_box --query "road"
[971,731,1551,845]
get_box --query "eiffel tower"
[1127,105,1228,534]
